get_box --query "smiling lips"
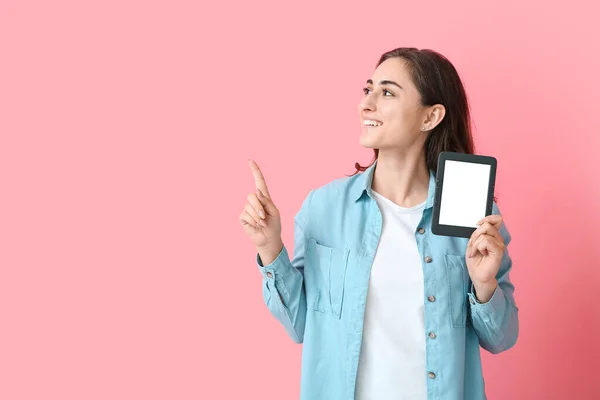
[363,119,383,127]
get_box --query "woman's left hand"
[465,215,505,303]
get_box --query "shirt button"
[428,372,436,379]
[428,332,436,339]
[470,298,475,305]
[418,227,425,234]
[425,256,432,263]
[428,295,436,302]
[266,272,273,278]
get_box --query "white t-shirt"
[354,190,427,400]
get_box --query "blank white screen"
[439,160,491,228]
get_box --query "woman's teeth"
[363,120,382,127]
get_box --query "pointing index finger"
[249,159,271,197]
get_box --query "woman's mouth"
[363,119,383,127]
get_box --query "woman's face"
[358,57,435,151]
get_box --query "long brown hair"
[354,47,475,175]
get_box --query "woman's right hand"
[240,160,283,262]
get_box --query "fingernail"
[259,210,265,219]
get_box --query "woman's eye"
[362,87,393,96]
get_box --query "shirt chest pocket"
[444,254,471,328]
[304,238,349,318]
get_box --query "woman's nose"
[359,96,375,112]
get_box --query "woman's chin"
[359,133,378,149]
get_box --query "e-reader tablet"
[431,152,497,238]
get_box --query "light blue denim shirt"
[256,161,518,400]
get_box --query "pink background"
[1,0,599,399]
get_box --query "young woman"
[240,47,519,400]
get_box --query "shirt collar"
[352,160,437,209]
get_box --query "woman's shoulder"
[491,201,512,245]
[309,172,364,201]
[294,172,364,229]
[295,172,365,223]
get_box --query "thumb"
[257,188,279,216]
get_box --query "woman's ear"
[421,104,446,131]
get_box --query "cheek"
[381,104,413,127]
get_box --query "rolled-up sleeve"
[256,189,314,343]
[469,204,519,354]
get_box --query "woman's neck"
[371,149,430,208]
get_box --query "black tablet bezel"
[431,152,497,238]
